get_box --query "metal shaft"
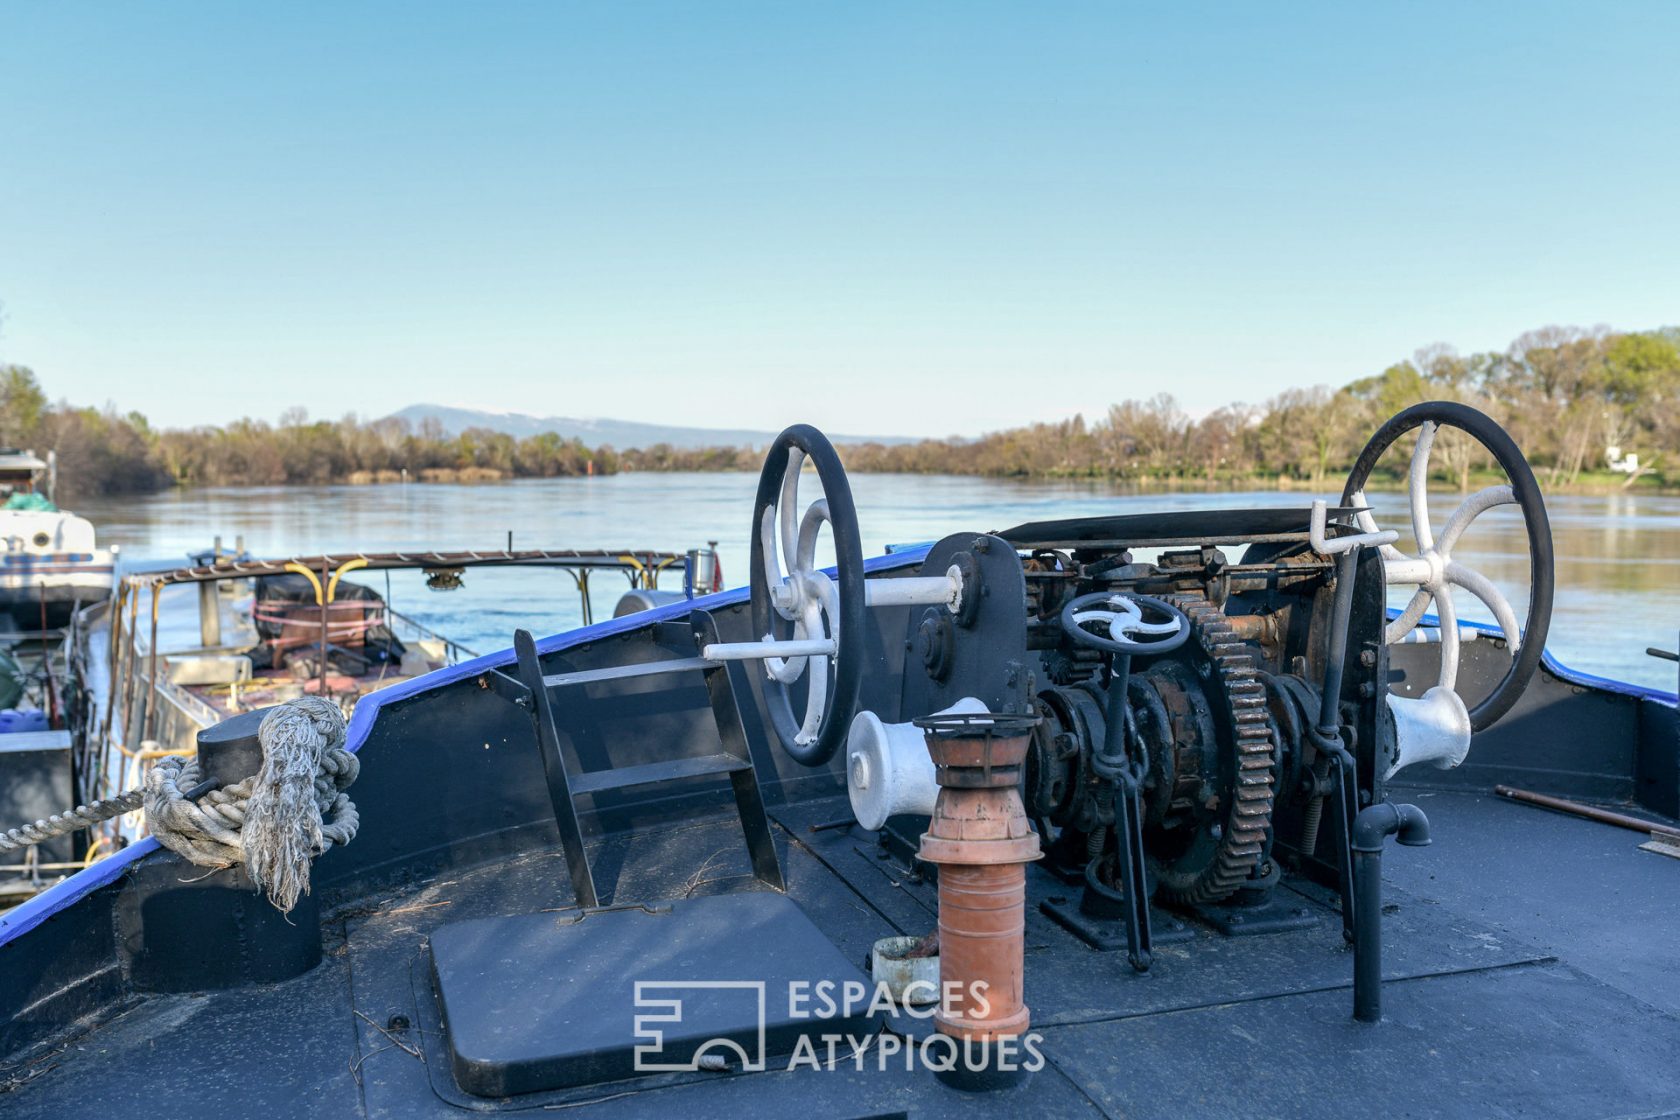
[1494,785,1679,837]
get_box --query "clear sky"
[1,3,1676,438]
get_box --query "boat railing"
[385,606,481,663]
[83,546,715,844]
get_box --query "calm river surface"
[76,474,1680,693]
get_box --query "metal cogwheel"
[1151,592,1277,905]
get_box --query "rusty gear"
[1146,592,1277,906]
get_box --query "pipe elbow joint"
[1352,801,1431,852]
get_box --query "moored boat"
[0,451,115,632]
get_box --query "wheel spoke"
[1434,580,1460,691]
[778,447,804,576]
[759,504,785,599]
[795,499,831,572]
[796,598,829,744]
[1385,587,1434,644]
[1436,485,1515,555]
[1446,561,1522,651]
[763,615,808,683]
[817,571,841,646]
[1408,422,1437,553]
[797,654,828,745]
[1350,489,1411,564]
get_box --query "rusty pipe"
[913,712,1041,1085]
[933,862,1030,1040]
[1494,785,1680,837]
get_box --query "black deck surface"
[1383,785,1680,1020]
[5,789,1679,1118]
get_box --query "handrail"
[124,548,691,588]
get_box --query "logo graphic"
[632,980,768,1072]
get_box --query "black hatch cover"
[430,892,876,1097]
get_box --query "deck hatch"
[429,892,875,1097]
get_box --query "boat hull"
[0,554,115,629]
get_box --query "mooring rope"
[0,696,359,913]
[0,789,147,854]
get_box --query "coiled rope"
[0,696,359,913]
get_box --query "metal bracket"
[477,669,532,710]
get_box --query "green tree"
[0,365,47,447]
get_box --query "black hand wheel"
[1342,400,1553,732]
[749,424,867,766]
[1060,591,1191,657]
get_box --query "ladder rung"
[570,752,752,796]
[542,656,713,690]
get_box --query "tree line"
[836,326,1679,490]
[0,322,1674,502]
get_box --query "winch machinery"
[708,402,1552,1021]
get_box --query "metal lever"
[1326,741,1360,944]
[1309,500,1398,557]
[1317,548,1363,943]
[1113,757,1153,973]
[1096,653,1154,972]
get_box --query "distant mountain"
[381,404,918,450]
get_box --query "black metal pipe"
[1352,801,1431,1022]
[1311,548,1364,942]
[1095,653,1133,779]
[1318,549,1359,735]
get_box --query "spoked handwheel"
[700,423,978,766]
[1341,401,1555,732]
[1058,590,1190,779]
[743,424,866,766]
[1060,591,1192,658]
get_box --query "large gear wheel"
[1145,593,1277,906]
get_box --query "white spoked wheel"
[699,423,987,766]
[737,425,866,767]
[1341,401,1554,734]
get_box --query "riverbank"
[320,464,1678,496]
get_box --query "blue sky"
[1,3,1675,438]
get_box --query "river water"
[75,473,1680,693]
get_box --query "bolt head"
[849,753,871,790]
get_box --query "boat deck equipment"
[0,406,1676,1118]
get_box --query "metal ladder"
[487,609,784,908]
